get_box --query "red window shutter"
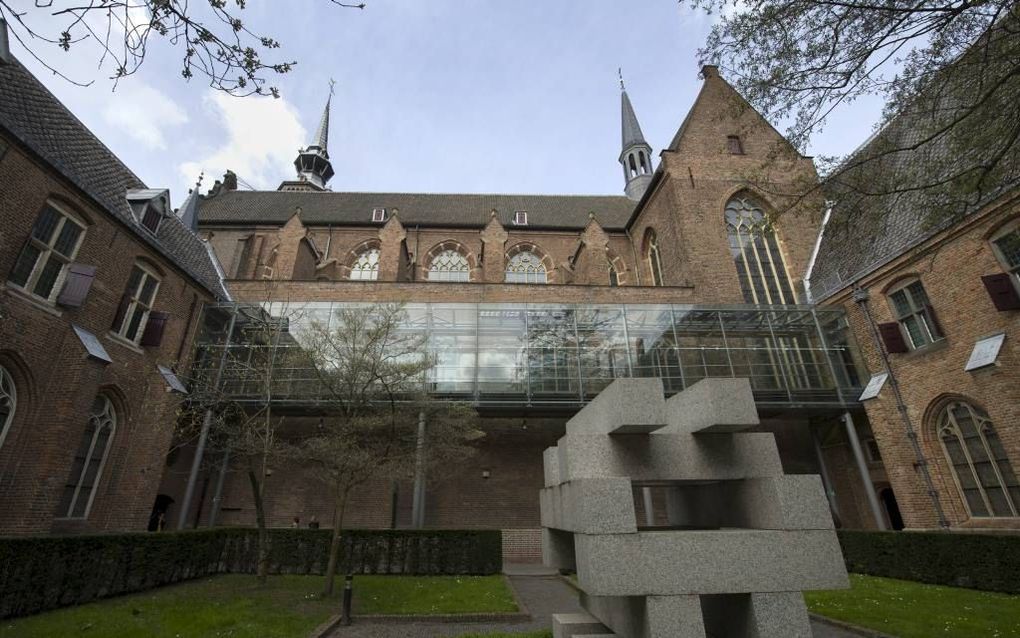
[981,273,1020,311]
[878,322,909,354]
[56,263,97,308]
[140,311,169,348]
[111,293,131,331]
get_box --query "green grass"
[456,632,551,638]
[353,575,517,615]
[0,574,518,638]
[0,575,335,638]
[805,573,1020,638]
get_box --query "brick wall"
[827,193,1020,529]
[0,130,212,535]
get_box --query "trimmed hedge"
[838,530,1020,594]
[0,528,501,619]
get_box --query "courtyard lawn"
[353,575,517,615]
[805,573,1020,638]
[0,574,517,638]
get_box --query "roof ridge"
[218,189,630,199]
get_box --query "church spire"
[293,82,336,190]
[618,69,653,201]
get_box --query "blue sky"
[12,1,884,208]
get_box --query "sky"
[10,1,886,208]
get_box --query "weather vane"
[329,78,336,97]
[618,68,625,91]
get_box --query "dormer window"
[514,211,528,226]
[140,205,162,234]
[372,208,387,223]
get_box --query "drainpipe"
[853,287,950,529]
[411,411,427,528]
[842,411,887,530]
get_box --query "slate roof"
[198,190,637,231]
[0,57,228,300]
[621,90,648,151]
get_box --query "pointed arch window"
[937,401,1019,518]
[428,249,470,282]
[506,251,548,284]
[0,365,16,452]
[58,394,117,519]
[644,230,663,287]
[726,196,795,304]
[349,248,380,281]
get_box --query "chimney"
[222,170,238,191]
[1,18,11,65]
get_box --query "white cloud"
[179,92,306,191]
[102,83,188,150]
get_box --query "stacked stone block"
[542,378,848,638]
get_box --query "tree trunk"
[248,469,270,584]
[323,488,349,596]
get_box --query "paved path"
[327,575,863,637]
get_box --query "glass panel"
[993,229,1020,269]
[31,207,60,243]
[52,221,82,257]
[890,290,912,318]
[907,281,931,307]
[477,306,526,394]
[901,315,928,348]
[32,255,64,299]
[124,267,144,299]
[8,243,41,287]
[126,306,146,341]
[139,274,158,306]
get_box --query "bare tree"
[0,1,365,96]
[289,303,481,596]
[683,0,1020,223]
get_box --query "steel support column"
[843,411,887,530]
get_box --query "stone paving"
[326,574,863,637]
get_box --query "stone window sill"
[106,331,145,355]
[2,283,63,318]
[902,338,949,361]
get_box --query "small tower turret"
[618,70,653,201]
[292,88,335,190]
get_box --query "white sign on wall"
[72,324,112,363]
[965,333,1006,372]
[858,372,889,401]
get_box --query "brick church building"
[1,15,1016,548]
[161,66,896,560]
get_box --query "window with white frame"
[937,401,1019,518]
[645,230,664,287]
[725,196,795,304]
[991,223,1020,286]
[349,248,380,281]
[372,208,387,223]
[506,250,547,284]
[888,280,942,349]
[112,264,161,343]
[0,365,16,452]
[428,249,471,282]
[514,211,528,226]
[58,394,116,519]
[8,203,86,302]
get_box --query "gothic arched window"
[0,365,16,451]
[726,196,795,304]
[506,251,548,284]
[644,229,663,287]
[937,401,1020,518]
[428,249,471,282]
[58,394,117,519]
[349,248,380,281]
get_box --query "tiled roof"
[0,57,228,300]
[808,101,1018,302]
[198,190,636,230]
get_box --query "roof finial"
[618,68,625,92]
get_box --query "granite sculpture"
[542,377,849,638]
